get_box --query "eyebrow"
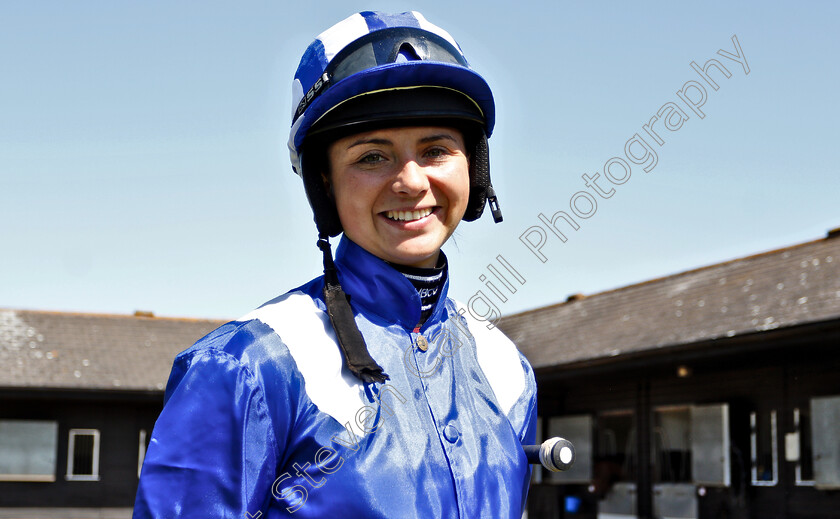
[419,134,459,145]
[347,138,391,149]
[345,133,459,150]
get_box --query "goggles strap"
[317,235,389,384]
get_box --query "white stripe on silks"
[399,271,443,282]
[412,11,462,52]
[238,292,369,437]
[454,300,525,416]
[317,12,369,62]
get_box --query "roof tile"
[0,310,224,391]
[499,235,840,369]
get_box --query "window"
[750,410,777,486]
[653,406,691,483]
[810,395,840,489]
[690,403,730,487]
[138,429,149,478]
[547,414,593,483]
[597,409,636,484]
[594,410,637,517]
[66,429,100,481]
[0,420,58,482]
[791,407,814,486]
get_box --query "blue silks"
[134,237,537,518]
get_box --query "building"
[2,229,839,518]
[502,230,840,519]
[0,310,222,518]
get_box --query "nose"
[392,160,430,197]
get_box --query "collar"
[333,236,450,330]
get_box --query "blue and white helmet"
[289,11,502,237]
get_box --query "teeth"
[386,207,432,222]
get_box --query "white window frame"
[750,410,778,486]
[66,428,100,481]
[138,429,148,478]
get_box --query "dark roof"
[4,232,839,388]
[0,310,225,391]
[499,232,840,370]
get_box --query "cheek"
[459,172,471,201]
[448,165,471,212]
[333,173,378,220]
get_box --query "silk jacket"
[134,237,537,518]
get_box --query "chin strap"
[317,235,389,384]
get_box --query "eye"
[357,152,386,165]
[424,146,451,160]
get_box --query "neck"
[387,254,448,327]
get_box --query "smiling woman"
[134,10,537,519]
[327,126,470,268]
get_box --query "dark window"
[794,407,814,485]
[597,410,636,484]
[750,411,777,486]
[66,429,100,481]
[653,406,691,483]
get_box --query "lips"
[383,207,434,222]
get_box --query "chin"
[386,244,441,268]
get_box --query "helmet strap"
[463,130,503,223]
[317,234,389,384]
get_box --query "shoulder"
[171,279,369,429]
[167,279,328,401]
[174,278,327,372]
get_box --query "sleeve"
[511,350,538,446]
[133,349,281,519]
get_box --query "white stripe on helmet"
[290,78,304,120]
[288,115,304,175]
[316,12,369,62]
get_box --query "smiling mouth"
[384,207,434,222]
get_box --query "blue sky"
[2,1,838,320]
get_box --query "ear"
[320,171,334,200]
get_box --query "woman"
[134,11,536,518]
